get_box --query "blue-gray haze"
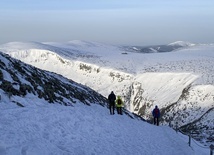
[0,0,214,45]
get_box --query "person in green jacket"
[116,96,123,115]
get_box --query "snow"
[135,72,198,106]
[168,41,196,47]
[0,41,213,114]
[1,70,13,82]
[0,95,209,155]
[0,41,213,153]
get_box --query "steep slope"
[0,50,203,155]
[0,50,107,107]
[0,41,213,145]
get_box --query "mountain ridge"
[1,47,203,154]
[0,40,213,145]
[0,50,107,107]
[123,41,198,53]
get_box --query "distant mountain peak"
[0,41,52,50]
[168,41,195,47]
[66,40,106,48]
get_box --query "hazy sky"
[0,0,214,45]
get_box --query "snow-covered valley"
[0,45,210,155]
[0,41,213,145]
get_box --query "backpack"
[154,109,159,116]
[117,99,122,105]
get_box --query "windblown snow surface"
[0,94,209,155]
[1,41,213,116]
[0,41,213,154]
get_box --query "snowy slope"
[0,41,214,145]
[0,50,107,106]
[0,49,208,155]
[0,98,208,155]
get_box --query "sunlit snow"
[0,41,213,154]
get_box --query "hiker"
[116,96,123,115]
[108,91,116,115]
[152,105,160,126]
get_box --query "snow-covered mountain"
[1,45,209,155]
[123,41,196,53]
[0,50,210,154]
[0,50,107,106]
[0,41,213,145]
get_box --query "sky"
[0,0,214,45]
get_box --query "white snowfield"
[0,94,208,155]
[0,41,212,155]
[0,41,213,111]
[1,41,214,94]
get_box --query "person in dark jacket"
[152,105,160,126]
[108,91,116,115]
